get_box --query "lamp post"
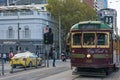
[1,44,4,75]
[18,23,20,52]
[6,0,9,6]
[17,11,20,53]
[58,15,62,59]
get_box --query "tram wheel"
[103,68,109,75]
[12,65,16,68]
[113,64,118,72]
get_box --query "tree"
[46,0,97,48]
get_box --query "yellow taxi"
[10,51,42,68]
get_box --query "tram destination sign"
[79,24,100,29]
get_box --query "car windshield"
[14,53,27,58]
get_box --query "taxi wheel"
[39,60,42,66]
[29,61,33,67]
[12,65,16,68]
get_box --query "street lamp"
[17,11,21,52]
[58,15,62,59]
[7,0,9,6]
[17,22,20,52]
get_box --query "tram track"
[0,67,70,80]
[71,69,120,80]
[72,75,80,80]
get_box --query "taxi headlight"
[86,54,91,58]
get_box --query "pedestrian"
[49,47,53,59]
[52,49,56,67]
[9,51,13,61]
[0,53,1,59]
[61,51,66,62]
[3,53,7,63]
[36,51,39,57]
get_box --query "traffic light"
[44,33,49,44]
[43,32,53,44]
[49,33,53,44]
[44,28,53,44]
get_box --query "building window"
[25,47,29,51]
[3,11,17,16]
[10,47,13,51]
[41,7,44,10]
[0,12,2,16]
[24,26,30,39]
[8,26,14,39]
[37,11,41,15]
[20,10,33,15]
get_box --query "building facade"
[83,0,95,8]
[0,4,57,55]
[0,0,48,6]
[81,0,108,11]
[94,0,108,11]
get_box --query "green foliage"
[46,0,97,47]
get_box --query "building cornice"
[0,4,48,11]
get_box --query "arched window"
[24,26,30,39]
[25,47,29,51]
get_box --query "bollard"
[1,57,4,75]
[24,59,26,70]
[36,58,37,68]
[11,60,14,73]
[44,53,46,67]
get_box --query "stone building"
[0,4,57,55]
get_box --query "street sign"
[44,25,49,33]
[104,16,113,24]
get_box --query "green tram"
[68,21,119,75]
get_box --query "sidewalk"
[0,61,11,69]
[0,59,70,76]
[46,59,70,67]
[0,61,11,75]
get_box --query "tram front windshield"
[72,33,109,47]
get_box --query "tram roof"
[70,21,112,31]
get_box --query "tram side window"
[97,33,108,45]
[83,33,95,45]
[73,33,81,45]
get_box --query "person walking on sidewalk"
[9,51,13,61]
[52,49,56,67]
[3,53,7,63]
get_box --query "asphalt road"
[39,68,120,80]
[0,59,71,80]
[1,59,120,80]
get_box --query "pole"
[17,12,20,53]
[45,45,50,67]
[1,45,4,75]
[18,22,20,52]
[59,15,62,59]
[2,56,4,75]
[7,0,9,6]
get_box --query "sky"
[108,0,120,31]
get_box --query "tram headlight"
[86,54,91,59]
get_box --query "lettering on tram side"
[87,49,108,54]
